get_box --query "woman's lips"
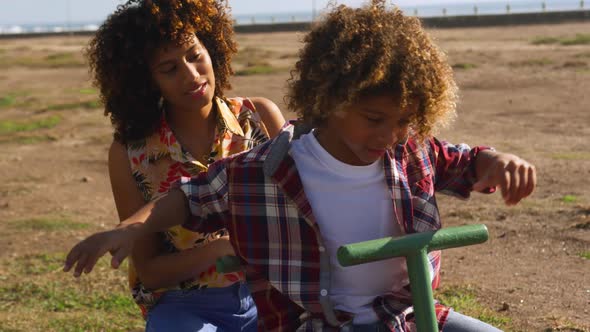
[187,82,207,99]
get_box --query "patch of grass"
[235,64,282,76]
[551,152,590,160]
[452,63,477,70]
[579,251,590,260]
[79,88,98,95]
[509,58,554,67]
[561,195,578,203]
[45,313,143,332]
[0,52,85,69]
[8,217,89,232]
[13,253,65,275]
[0,255,143,331]
[0,115,61,134]
[532,36,561,45]
[435,285,511,329]
[561,34,590,46]
[532,34,590,46]
[574,52,590,59]
[234,46,275,65]
[0,281,137,314]
[44,100,100,111]
[0,134,57,145]
[0,95,16,107]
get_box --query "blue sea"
[0,0,586,34]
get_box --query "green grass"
[561,34,590,46]
[532,36,561,45]
[452,63,477,70]
[12,253,66,275]
[8,217,89,232]
[44,100,100,111]
[561,195,578,203]
[234,46,276,65]
[0,254,143,332]
[79,88,98,95]
[579,251,590,260]
[0,115,61,134]
[435,285,511,329]
[0,134,58,145]
[0,52,85,69]
[0,95,16,107]
[235,64,283,76]
[509,58,554,67]
[532,34,590,46]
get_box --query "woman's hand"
[473,150,537,205]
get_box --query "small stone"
[81,176,92,183]
[499,302,510,311]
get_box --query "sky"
[0,0,508,25]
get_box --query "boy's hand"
[63,223,141,277]
[473,151,536,205]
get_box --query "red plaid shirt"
[179,123,490,331]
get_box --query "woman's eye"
[160,65,176,74]
[188,53,201,62]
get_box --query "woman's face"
[150,35,216,113]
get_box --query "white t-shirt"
[290,131,408,324]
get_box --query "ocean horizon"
[0,0,586,34]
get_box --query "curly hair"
[286,0,458,140]
[86,0,237,143]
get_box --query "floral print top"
[125,97,270,317]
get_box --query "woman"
[85,0,285,330]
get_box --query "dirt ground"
[0,21,589,331]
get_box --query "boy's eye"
[365,116,382,123]
[398,118,411,126]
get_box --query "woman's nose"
[182,62,200,82]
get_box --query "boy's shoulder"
[227,122,299,170]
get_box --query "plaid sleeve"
[429,137,493,198]
[177,160,230,232]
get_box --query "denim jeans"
[145,282,257,332]
[351,310,503,331]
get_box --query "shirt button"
[318,246,325,252]
[320,289,328,296]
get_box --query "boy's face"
[316,94,414,166]
[150,34,216,113]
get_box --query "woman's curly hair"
[86,0,237,143]
[286,0,458,140]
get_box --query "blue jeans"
[351,310,502,331]
[145,282,257,332]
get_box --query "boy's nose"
[378,126,408,147]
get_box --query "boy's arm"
[429,138,490,198]
[63,160,231,278]
[430,138,536,205]
[63,189,189,277]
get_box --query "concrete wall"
[0,10,588,39]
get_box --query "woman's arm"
[250,97,286,138]
[109,141,234,289]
